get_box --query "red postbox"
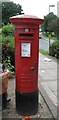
[9,15,44,115]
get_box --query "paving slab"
[2,77,53,119]
[39,53,59,118]
[39,81,57,118]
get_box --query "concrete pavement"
[38,53,59,118]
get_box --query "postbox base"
[16,90,38,116]
[0,92,7,110]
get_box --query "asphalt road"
[39,38,49,51]
[39,35,54,51]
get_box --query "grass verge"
[39,49,49,55]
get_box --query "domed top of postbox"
[9,14,44,25]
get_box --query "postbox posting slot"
[19,33,33,37]
[19,32,34,39]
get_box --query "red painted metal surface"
[9,15,44,93]
[23,116,30,120]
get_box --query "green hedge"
[49,40,59,58]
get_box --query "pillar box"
[9,15,44,115]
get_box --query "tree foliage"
[47,18,59,35]
[41,12,57,33]
[2,2,23,24]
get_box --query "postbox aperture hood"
[9,14,44,25]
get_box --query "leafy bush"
[0,28,2,35]
[2,23,14,36]
[2,35,14,54]
[4,57,15,76]
[2,42,8,62]
[2,35,15,64]
[49,40,59,58]
[2,35,15,76]
[1,23,14,76]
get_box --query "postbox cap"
[9,14,44,25]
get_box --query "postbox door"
[15,28,39,93]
